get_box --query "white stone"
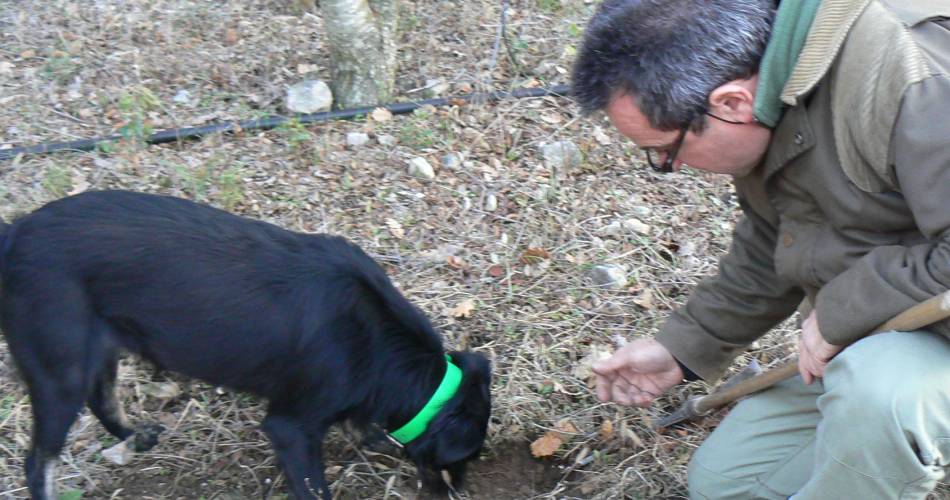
[540,140,583,173]
[173,89,191,105]
[408,157,435,179]
[377,134,397,146]
[588,264,627,290]
[441,152,462,170]
[346,132,370,148]
[102,441,133,466]
[286,80,333,114]
[484,193,498,212]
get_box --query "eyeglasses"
[642,112,749,174]
[644,126,688,173]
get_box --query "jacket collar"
[753,0,821,127]
[780,0,872,106]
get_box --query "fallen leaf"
[600,420,614,439]
[540,112,563,124]
[633,288,655,310]
[447,299,475,318]
[487,264,504,278]
[623,218,652,235]
[530,419,579,458]
[371,107,393,122]
[573,343,613,383]
[385,218,404,239]
[555,419,578,436]
[530,433,562,458]
[141,381,181,400]
[520,247,551,264]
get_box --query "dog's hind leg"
[24,379,86,500]
[2,279,98,500]
[85,346,164,451]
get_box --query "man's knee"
[688,443,757,500]
[823,331,950,424]
[687,436,795,500]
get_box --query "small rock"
[540,140,583,174]
[173,89,191,105]
[377,134,396,146]
[346,132,370,148]
[441,152,461,170]
[601,218,652,237]
[286,80,333,114]
[623,218,651,235]
[593,126,612,145]
[102,441,133,466]
[484,193,498,212]
[587,264,627,290]
[631,205,652,218]
[408,157,435,180]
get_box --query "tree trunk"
[322,0,399,108]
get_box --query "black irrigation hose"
[0,84,573,162]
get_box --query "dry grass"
[0,1,947,499]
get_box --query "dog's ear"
[427,351,491,465]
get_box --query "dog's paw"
[131,423,165,452]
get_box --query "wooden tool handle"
[696,289,950,413]
[696,361,798,413]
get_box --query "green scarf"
[754,0,822,127]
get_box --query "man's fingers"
[592,352,626,376]
[631,391,654,407]
[595,373,613,403]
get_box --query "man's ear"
[707,75,758,123]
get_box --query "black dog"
[0,190,491,500]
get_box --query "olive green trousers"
[688,331,950,499]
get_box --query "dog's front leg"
[262,413,330,500]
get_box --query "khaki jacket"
[657,0,950,381]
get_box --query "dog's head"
[404,350,491,493]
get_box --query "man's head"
[572,0,777,175]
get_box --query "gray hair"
[572,0,776,131]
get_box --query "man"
[571,0,950,498]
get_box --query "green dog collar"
[389,355,463,445]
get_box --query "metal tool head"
[653,396,703,429]
[652,360,763,429]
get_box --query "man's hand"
[797,310,845,385]
[592,338,684,407]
